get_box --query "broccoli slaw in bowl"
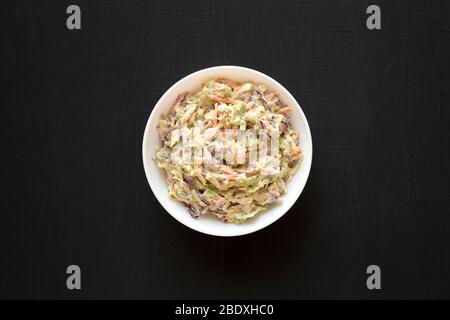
[143,66,312,236]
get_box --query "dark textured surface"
[0,0,449,299]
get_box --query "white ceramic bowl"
[142,66,312,237]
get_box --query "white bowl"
[142,66,312,237]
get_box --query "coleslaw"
[155,78,302,223]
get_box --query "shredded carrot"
[216,78,241,88]
[292,146,301,156]
[277,107,293,114]
[207,95,235,104]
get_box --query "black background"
[1,0,449,299]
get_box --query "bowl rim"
[142,65,313,237]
